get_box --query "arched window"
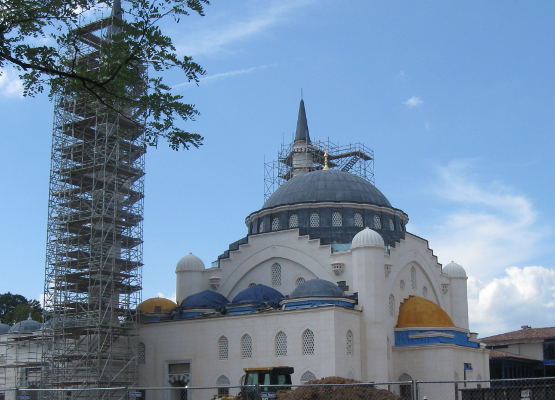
[217,375,230,396]
[332,211,342,227]
[259,220,264,233]
[411,266,416,289]
[346,371,356,380]
[354,212,363,228]
[250,222,254,234]
[302,329,314,356]
[477,373,482,381]
[271,263,281,287]
[309,212,320,227]
[389,294,395,316]
[389,217,395,231]
[239,375,246,385]
[218,336,228,360]
[241,334,253,359]
[373,215,382,229]
[275,331,287,357]
[387,336,390,360]
[300,371,316,384]
[400,280,405,291]
[399,373,413,399]
[346,330,353,356]
[272,217,279,231]
[138,342,146,364]
[295,277,305,286]
[289,214,299,228]
[454,371,460,381]
[423,286,428,298]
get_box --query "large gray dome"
[290,279,345,298]
[262,170,391,209]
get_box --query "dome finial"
[323,147,329,170]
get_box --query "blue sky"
[0,0,554,337]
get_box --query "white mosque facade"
[137,100,490,391]
[0,100,490,397]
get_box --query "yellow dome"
[396,296,455,328]
[137,298,177,314]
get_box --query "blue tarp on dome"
[180,290,229,313]
[290,279,345,298]
[231,284,284,308]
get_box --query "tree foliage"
[0,293,43,325]
[0,0,209,150]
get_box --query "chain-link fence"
[3,378,555,400]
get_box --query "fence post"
[454,382,459,400]
[125,387,129,400]
[412,380,417,400]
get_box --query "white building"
[137,100,490,396]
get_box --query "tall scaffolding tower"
[264,139,374,201]
[41,6,144,396]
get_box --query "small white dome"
[351,227,384,249]
[176,253,205,272]
[443,261,467,277]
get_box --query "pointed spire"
[294,99,311,144]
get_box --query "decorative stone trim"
[384,264,392,277]
[331,262,345,276]
[442,283,449,294]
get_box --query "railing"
[3,377,555,400]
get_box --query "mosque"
[135,99,490,394]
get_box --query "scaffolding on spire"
[264,139,374,201]
[40,6,144,396]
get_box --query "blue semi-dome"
[9,318,41,334]
[262,170,391,209]
[0,323,10,334]
[181,290,229,312]
[290,279,345,298]
[231,284,284,308]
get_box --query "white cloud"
[0,68,24,97]
[157,292,177,303]
[173,64,277,89]
[469,266,555,337]
[403,95,423,107]
[176,0,315,57]
[425,160,546,281]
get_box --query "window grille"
[309,212,320,227]
[423,286,428,298]
[300,371,316,384]
[248,282,256,288]
[138,342,146,364]
[389,217,395,231]
[354,212,363,227]
[259,220,264,233]
[275,331,287,357]
[400,280,405,291]
[346,330,353,355]
[411,266,416,289]
[332,212,342,227]
[289,213,299,228]
[295,277,305,286]
[241,334,253,359]
[302,329,314,355]
[217,375,230,396]
[218,336,228,360]
[271,263,281,286]
[272,217,279,231]
[373,215,381,229]
[389,294,395,316]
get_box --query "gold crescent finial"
[323,147,329,170]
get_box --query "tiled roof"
[481,327,555,343]
[489,350,542,362]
